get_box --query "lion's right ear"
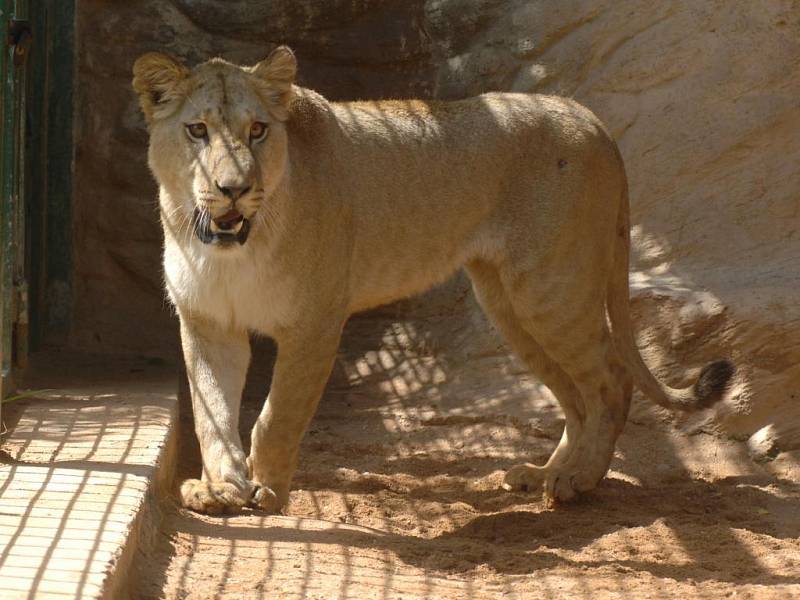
[249,46,297,121]
[132,52,190,124]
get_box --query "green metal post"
[1,0,31,405]
[25,0,74,351]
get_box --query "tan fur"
[133,47,732,514]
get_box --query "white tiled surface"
[0,394,176,599]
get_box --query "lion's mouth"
[192,208,251,246]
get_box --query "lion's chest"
[163,244,297,335]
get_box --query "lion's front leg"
[248,325,342,513]
[179,315,253,515]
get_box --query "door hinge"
[8,19,32,66]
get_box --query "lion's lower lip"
[193,209,251,245]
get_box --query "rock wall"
[73,1,799,456]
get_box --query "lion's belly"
[348,224,494,313]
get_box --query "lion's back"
[326,92,615,170]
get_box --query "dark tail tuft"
[693,359,736,408]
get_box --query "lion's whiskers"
[160,204,184,222]
[248,198,286,240]
[159,204,195,248]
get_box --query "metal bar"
[0,0,8,415]
[13,0,28,370]
[1,0,17,397]
[41,0,73,342]
[24,0,45,350]
[1,0,31,400]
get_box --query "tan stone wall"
[73,1,800,452]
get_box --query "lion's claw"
[502,462,547,493]
[250,484,285,513]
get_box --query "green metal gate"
[0,0,31,405]
[0,0,72,424]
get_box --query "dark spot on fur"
[693,359,736,408]
[520,484,529,492]
[558,158,568,169]
[217,72,228,105]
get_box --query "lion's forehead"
[184,67,265,125]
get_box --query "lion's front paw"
[502,462,548,493]
[180,479,251,515]
[250,485,287,514]
[542,463,605,507]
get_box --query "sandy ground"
[130,309,800,600]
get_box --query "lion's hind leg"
[466,260,585,495]
[468,259,632,504]
[501,264,632,504]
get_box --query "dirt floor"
[130,305,800,599]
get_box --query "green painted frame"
[26,0,74,352]
[1,0,30,400]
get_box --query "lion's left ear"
[250,46,297,120]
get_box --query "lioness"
[133,47,734,515]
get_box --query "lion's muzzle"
[192,208,251,246]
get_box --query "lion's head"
[133,47,296,248]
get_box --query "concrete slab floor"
[0,352,178,600]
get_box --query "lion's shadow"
[160,474,800,586]
[171,310,800,590]
[411,476,800,580]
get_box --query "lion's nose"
[215,182,251,201]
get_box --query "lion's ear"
[132,52,190,124]
[252,46,297,85]
[250,46,297,120]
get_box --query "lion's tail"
[606,173,734,411]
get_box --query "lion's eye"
[250,121,269,142]
[186,123,208,140]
